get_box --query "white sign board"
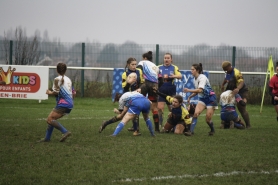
[0,65,49,100]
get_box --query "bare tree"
[4,27,40,65]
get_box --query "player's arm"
[221,79,228,92]
[117,106,128,119]
[122,72,131,92]
[269,80,275,97]
[182,107,191,124]
[47,78,59,95]
[184,87,203,94]
[137,68,145,85]
[46,89,58,95]
[157,67,163,87]
[72,86,76,99]
[235,70,244,87]
[152,87,172,103]
[170,65,182,79]
[136,63,143,71]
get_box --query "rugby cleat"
[60,131,71,142]
[37,138,50,143]
[99,121,106,133]
[208,131,215,136]
[184,131,192,136]
[127,127,135,132]
[133,131,142,136]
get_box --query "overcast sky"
[1,0,278,47]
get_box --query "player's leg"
[174,122,186,134]
[127,113,140,133]
[275,105,278,121]
[148,82,160,132]
[161,122,174,133]
[141,98,155,136]
[272,97,278,121]
[206,107,216,135]
[112,112,135,136]
[157,101,165,130]
[45,108,71,142]
[205,95,218,135]
[237,91,251,128]
[233,115,245,129]
[99,110,126,133]
[184,101,206,136]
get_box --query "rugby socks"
[190,117,198,132]
[158,111,163,127]
[105,116,120,126]
[132,120,138,131]
[132,115,139,131]
[242,112,251,128]
[185,124,191,132]
[152,111,159,131]
[207,121,215,132]
[45,125,54,140]
[234,122,244,129]
[277,117,278,121]
[51,120,68,134]
[112,122,125,136]
[145,119,155,136]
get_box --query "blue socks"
[112,122,125,136]
[57,122,68,134]
[190,117,198,132]
[146,119,155,136]
[207,122,215,132]
[51,120,68,134]
[45,125,54,140]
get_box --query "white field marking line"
[36,117,112,120]
[113,170,278,182]
[2,107,112,112]
[1,107,270,118]
[0,113,270,122]
[1,117,111,122]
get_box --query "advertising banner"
[0,65,49,100]
[112,68,209,103]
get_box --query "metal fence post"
[9,40,13,65]
[81,43,85,97]
[232,46,236,66]
[155,44,159,65]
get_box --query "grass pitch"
[1,97,278,185]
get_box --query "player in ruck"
[220,90,246,129]
[110,91,155,137]
[136,51,162,132]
